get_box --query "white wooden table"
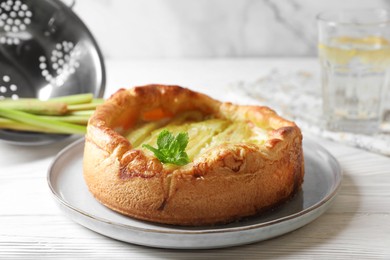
[1,58,389,259]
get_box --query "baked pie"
[83,85,304,226]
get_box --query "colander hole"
[3,75,10,82]
[0,86,7,93]
[9,84,17,91]
[11,94,18,100]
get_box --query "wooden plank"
[0,214,389,259]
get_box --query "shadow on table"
[0,135,82,165]
[132,173,360,259]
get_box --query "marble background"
[73,0,390,59]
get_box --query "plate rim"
[0,129,70,146]
[47,137,342,235]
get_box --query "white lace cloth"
[227,68,390,156]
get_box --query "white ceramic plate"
[47,138,342,249]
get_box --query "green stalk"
[49,93,94,105]
[67,103,101,112]
[0,100,67,115]
[0,118,63,133]
[69,110,95,116]
[91,98,104,104]
[40,114,90,125]
[0,108,86,134]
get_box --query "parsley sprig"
[142,129,190,166]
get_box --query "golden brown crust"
[83,84,304,226]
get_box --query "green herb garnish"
[142,129,190,166]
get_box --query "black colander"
[0,0,105,145]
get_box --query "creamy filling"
[125,111,271,160]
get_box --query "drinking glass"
[317,9,390,134]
